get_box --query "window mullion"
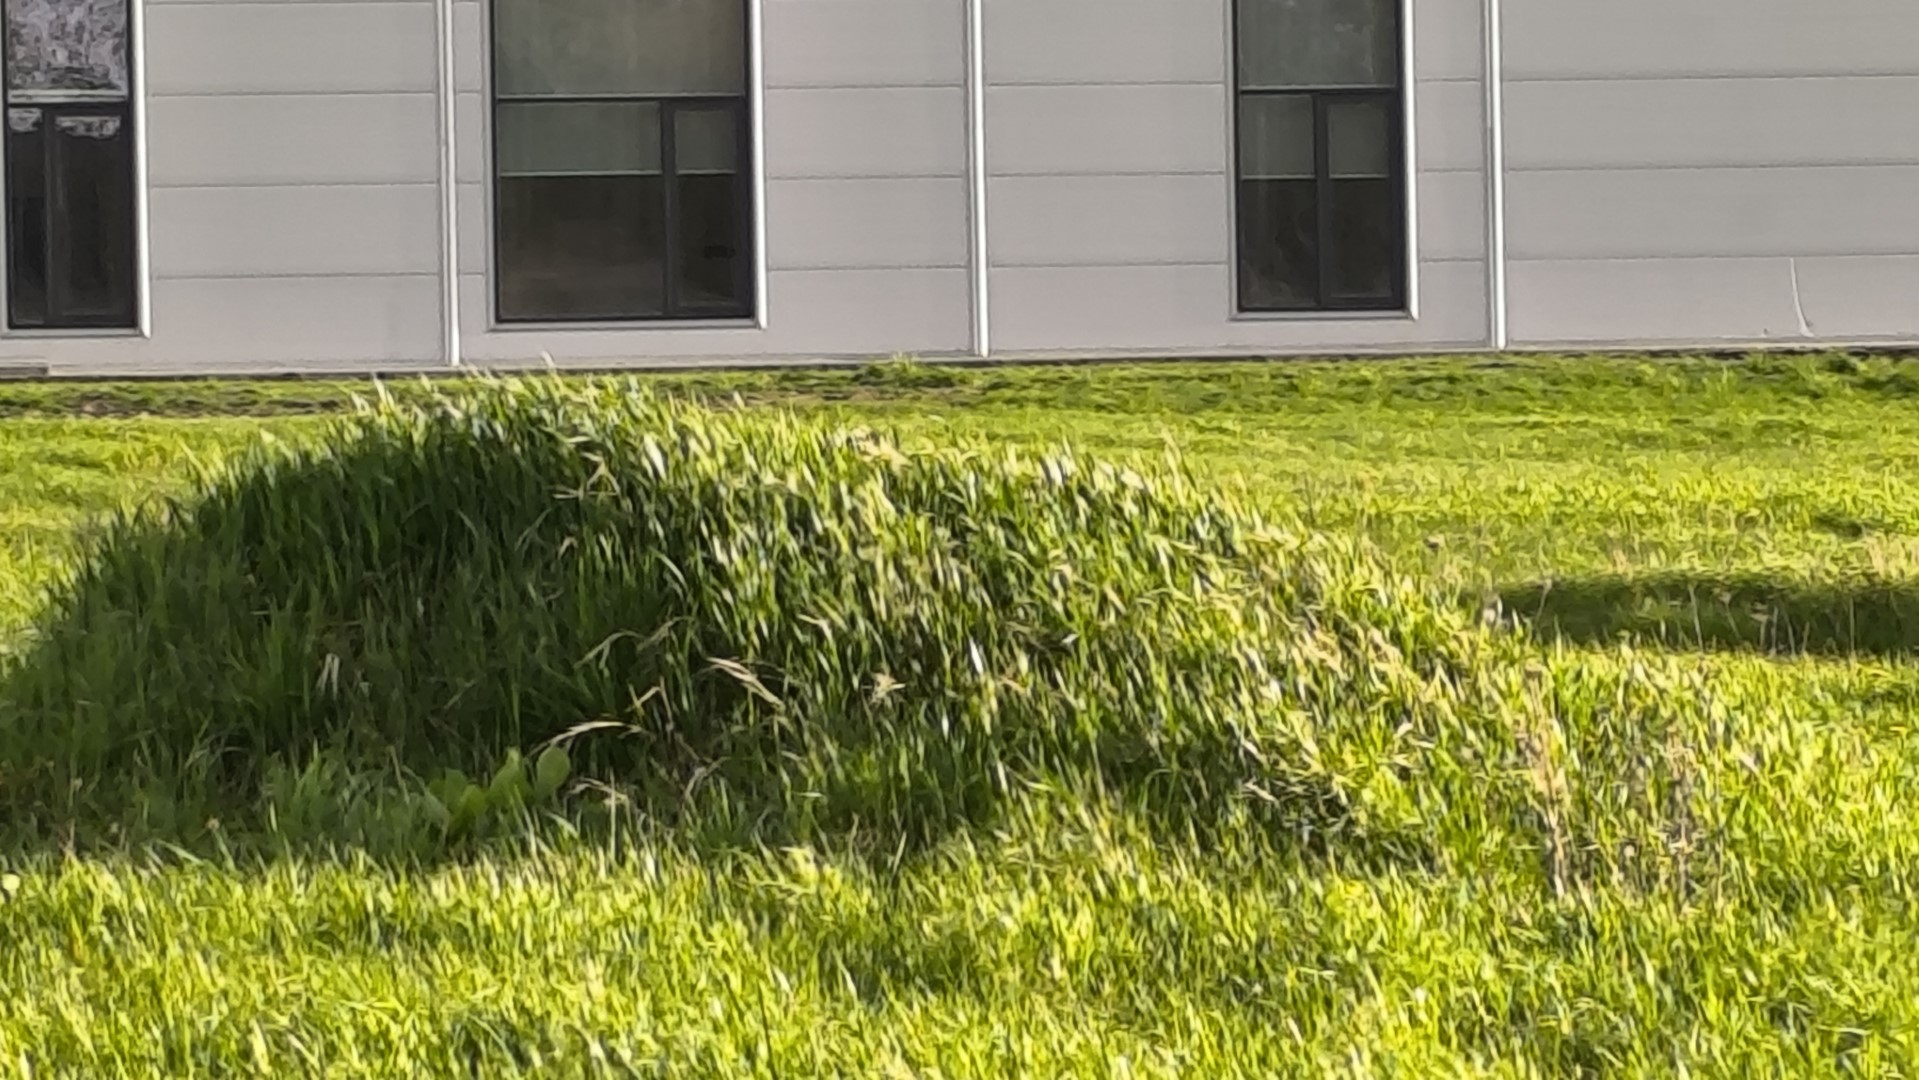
[1313,93,1333,311]
[44,109,70,326]
[660,99,681,317]
[1389,92,1407,309]
[732,98,752,314]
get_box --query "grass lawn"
[3,354,1919,1074]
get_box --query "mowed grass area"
[3,354,1919,1075]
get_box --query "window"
[490,0,753,323]
[1233,0,1404,313]
[3,0,138,329]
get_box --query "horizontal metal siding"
[144,0,443,364]
[765,178,970,269]
[981,0,1489,354]
[984,0,1484,84]
[150,185,441,277]
[148,275,444,365]
[1505,77,1919,169]
[1502,0,1919,347]
[456,270,973,363]
[0,0,446,372]
[988,175,1229,266]
[991,169,1486,267]
[990,261,1489,353]
[1504,0,1919,79]
[147,95,439,187]
[762,0,964,88]
[986,85,1227,177]
[454,0,975,363]
[1511,255,1919,347]
[18,277,446,374]
[1508,167,1919,260]
[143,3,437,95]
[761,88,968,178]
[15,0,1518,372]
[983,0,1227,85]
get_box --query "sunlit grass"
[3,354,1919,1074]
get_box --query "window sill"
[1230,308,1413,323]
[486,317,763,334]
[3,326,145,340]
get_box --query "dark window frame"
[0,0,140,332]
[485,0,756,326]
[1230,5,1408,315]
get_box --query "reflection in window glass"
[490,0,752,322]
[492,0,743,98]
[5,112,46,326]
[671,107,746,314]
[1233,0,1404,313]
[1235,0,1396,89]
[1236,95,1315,309]
[1325,98,1396,302]
[6,0,128,98]
[499,177,666,321]
[4,0,137,329]
[50,113,134,320]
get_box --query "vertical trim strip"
[1221,0,1238,316]
[660,102,681,315]
[130,0,152,336]
[1311,97,1331,308]
[748,0,768,329]
[1482,0,1508,349]
[433,0,460,365]
[1399,0,1419,320]
[963,0,989,357]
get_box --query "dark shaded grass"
[1502,572,1919,657]
[0,377,1852,915]
[0,377,1521,864]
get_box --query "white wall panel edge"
[1503,334,1919,352]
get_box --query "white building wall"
[979,0,1491,356]
[10,0,1919,374]
[2,0,447,375]
[1502,0,1919,348]
[452,0,975,368]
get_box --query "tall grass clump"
[0,376,1529,852]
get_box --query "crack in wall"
[1788,257,1814,338]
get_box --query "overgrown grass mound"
[2,378,1505,853]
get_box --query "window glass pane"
[2,0,138,329]
[6,0,128,100]
[497,175,665,320]
[1326,178,1396,302]
[50,110,134,321]
[496,101,660,177]
[493,0,744,97]
[1324,98,1396,302]
[6,114,46,326]
[1327,98,1389,178]
[1237,0,1396,89]
[674,106,737,175]
[1237,94,1312,180]
[1238,179,1317,310]
[672,107,746,313]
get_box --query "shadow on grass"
[1499,572,1919,656]
[0,382,1451,874]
